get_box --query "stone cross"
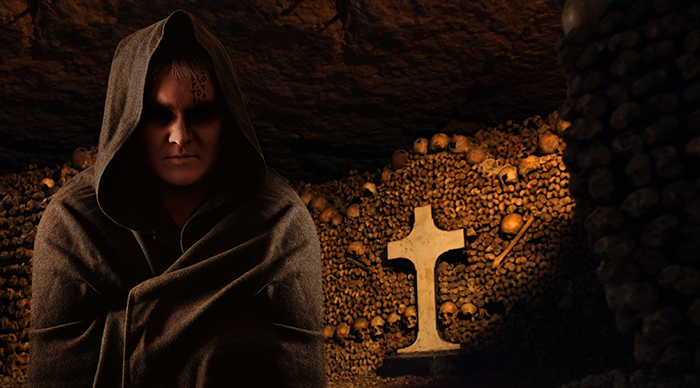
[388,205,464,353]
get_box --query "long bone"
[492,212,538,268]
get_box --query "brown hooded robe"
[29,10,326,388]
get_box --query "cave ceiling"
[0,0,565,183]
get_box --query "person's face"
[139,68,223,189]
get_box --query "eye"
[190,106,211,119]
[188,105,221,123]
[144,106,172,124]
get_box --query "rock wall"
[0,0,118,175]
[0,0,565,182]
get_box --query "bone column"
[388,205,464,353]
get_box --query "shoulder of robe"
[39,167,111,232]
[255,171,317,232]
[260,170,318,241]
[258,170,306,211]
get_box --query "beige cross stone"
[388,205,464,353]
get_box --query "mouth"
[165,154,197,165]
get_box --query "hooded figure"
[29,10,325,388]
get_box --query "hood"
[94,10,267,231]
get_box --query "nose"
[168,114,190,146]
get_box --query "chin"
[157,170,210,189]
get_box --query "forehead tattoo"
[191,68,207,105]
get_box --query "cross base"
[397,335,460,353]
[378,349,476,377]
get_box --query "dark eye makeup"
[143,105,173,124]
[186,102,222,123]
[141,100,222,126]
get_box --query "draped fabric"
[29,10,326,388]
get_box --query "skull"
[380,166,393,183]
[517,155,541,176]
[330,214,343,226]
[334,322,350,342]
[346,203,361,218]
[555,118,571,136]
[610,132,644,155]
[319,208,338,224]
[323,325,335,340]
[40,177,55,189]
[643,116,678,146]
[412,138,429,154]
[428,133,450,153]
[59,165,78,183]
[583,206,625,237]
[620,188,660,218]
[391,150,409,170]
[387,312,401,328]
[652,146,683,179]
[299,191,314,206]
[308,195,327,213]
[537,132,560,155]
[557,293,576,312]
[499,165,518,185]
[448,135,471,154]
[576,144,612,171]
[657,265,698,294]
[500,213,523,235]
[362,182,377,197]
[687,200,700,225]
[346,241,367,259]
[610,102,643,130]
[476,158,502,177]
[561,0,612,35]
[686,136,700,158]
[588,167,614,201]
[642,307,684,344]
[369,316,385,338]
[71,147,93,170]
[593,234,635,261]
[438,301,459,327]
[460,302,478,319]
[466,147,487,165]
[403,305,417,329]
[397,303,407,315]
[625,153,652,187]
[689,300,700,326]
[658,265,700,295]
[351,317,370,341]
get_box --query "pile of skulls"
[297,112,620,377]
[0,147,94,382]
[557,0,700,374]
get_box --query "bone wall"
[556,0,700,375]
[0,160,83,385]
[296,112,628,383]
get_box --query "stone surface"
[0,0,565,182]
[388,205,464,353]
[0,0,118,172]
[378,349,474,377]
